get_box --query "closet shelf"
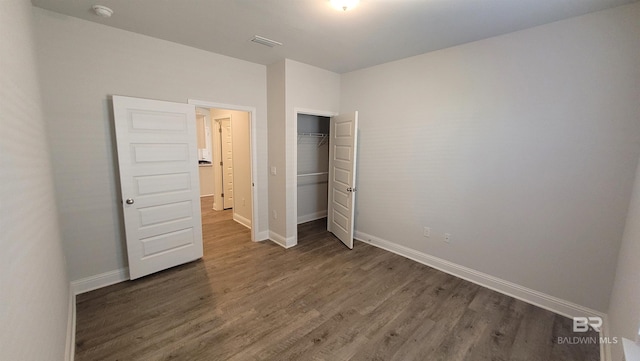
[297,132,328,147]
[297,172,329,177]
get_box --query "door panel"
[221,119,234,209]
[141,228,195,258]
[132,144,190,162]
[328,111,359,249]
[134,173,191,195]
[113,95,203,280]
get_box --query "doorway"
[112,95,260,280]
[190,100,258,242]
[219,117,234,210]
[196,108,251,224]
[296,114,330,225]
[293,110,359,249]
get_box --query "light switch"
[271,166,277,175]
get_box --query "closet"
[297,114,330,224]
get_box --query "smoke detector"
[92,5,113,18]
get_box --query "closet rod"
[297,172,329,177]
[297,132,328,137]
[297,132,329,147]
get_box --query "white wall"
[267,59,340,245]
[0,1,70,360]
[608,154,640,361]
[267,60,287,240]
[231,111,253,226]
[199,166,215,196]
[33,7,269,282]
[341,3,640,312]
[285,60,340,241]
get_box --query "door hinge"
[221,193,224,197]
[219,127,222,133]
[220,161,223,166]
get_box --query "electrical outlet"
[270,166,277,175]
[272,210,278,219]
[423,227,430,237]
[444,233,451,243]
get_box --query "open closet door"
[112,95,203,280]
[328,111,359,249]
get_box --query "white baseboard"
[233,213,252,229]
[67,268,130,360]
[200,193,214,198]
[297,210,327,224]
[354,231,605,320]
[65,231,609,360]
[255,230,269,242]
[269,231,296,249]
[71,268,129,295]
[356,230,613,361]
[65,287,76,361]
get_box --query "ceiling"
[31,0,637,74]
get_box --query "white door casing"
[328,111,359,249]
[221,118,234,209]
[112,95,204,280]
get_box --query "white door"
[328,111,359,249]
[220,119,234,209]
[112,96,203,280]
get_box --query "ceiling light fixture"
[251,35,283,48]
[92,5,113,18]
[330,0,359,11]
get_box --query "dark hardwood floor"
[74,196,599,360]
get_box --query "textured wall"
[0,1,70,360]
[341,3,640,312]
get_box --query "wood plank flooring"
[74,196,600,360]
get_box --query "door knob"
[125,198,135,205]
[346,187,357,193]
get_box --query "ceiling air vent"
[251,35,282,48]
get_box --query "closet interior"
[297,114,330,224]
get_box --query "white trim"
[292,108,338,246]
[294,108,337,118]
[71,268,129,295]
[297,210,327,224]
[354,231,605,320]
[65,288,76,361]
[213,114,233,121]
[255,230,269,242]
[269,231,296,248]
[67,268,129,360]
[211,117,226,212]
[215,116,234,211]
[622,337,640,361]
[357,231,612,361]
[601,315,613,361]
[188,99,260,243]
[233,213,252,229]
[200,193,214,197]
